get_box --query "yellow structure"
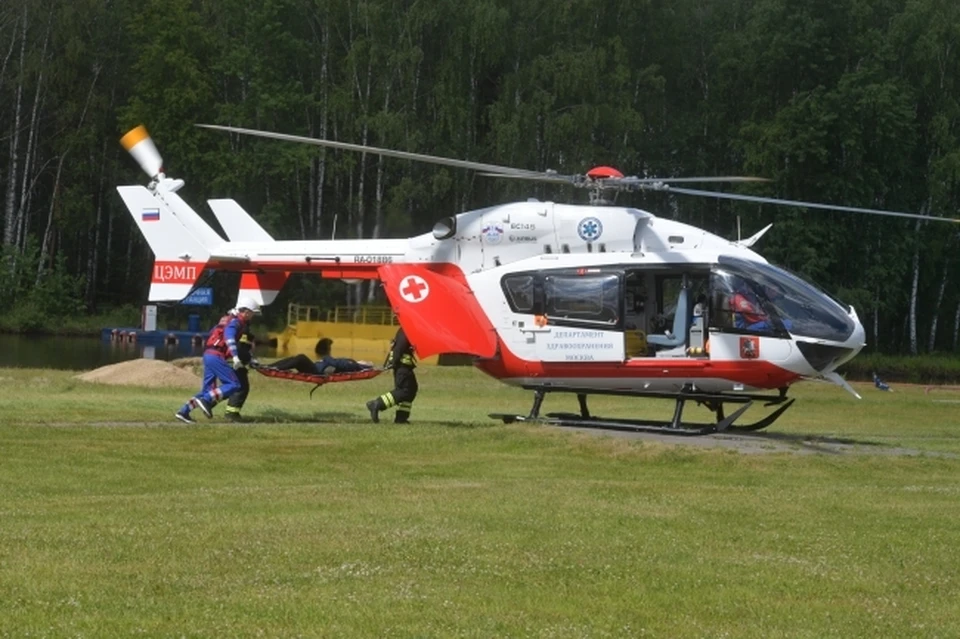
[625,330,648,358]
[269,304,439,365]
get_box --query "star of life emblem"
[577,217,603,242]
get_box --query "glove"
[232,356,245,370]
[249,357,260,367]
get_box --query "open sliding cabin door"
[622,268,713,359]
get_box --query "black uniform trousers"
[226,367,250,411]
[374,365,418,423]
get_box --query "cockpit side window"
[709,271,783,335]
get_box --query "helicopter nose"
[795,307,866,374]
[833,312,866,369]
[837,306,867,366]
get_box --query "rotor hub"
[585,166,624,180]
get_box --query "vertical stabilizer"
[210,198,288,305]
[116,185,210,301]
[118,125,217,302]
[161,189,227,247]
[237,271,288,306]
[208,199,274,241]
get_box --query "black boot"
[394,410,410,424]
[366,399,382,423]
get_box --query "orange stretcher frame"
[253,365,384,398]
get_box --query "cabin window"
[544,273,620,326]
[502,274,536,312]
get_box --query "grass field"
[1,365,958,638]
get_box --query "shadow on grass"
[241,410,500,429]
[546,420,928,456]
[243,409,365,424]
[736,430,888,454]
[411,419,499,430]
[730,430,960,457]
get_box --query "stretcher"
[253,365,384,397]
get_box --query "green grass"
[1,366,959,637]
[841,352,960,384]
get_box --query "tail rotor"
[120,125,185,192]
[120,125,164,180]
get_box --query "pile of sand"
[76,358,201,389]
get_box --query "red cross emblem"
[399,275,429,303]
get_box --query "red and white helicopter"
[117,125,958,435]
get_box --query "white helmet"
[236,296,261,314]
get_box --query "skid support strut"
[670,396,686,429]
[528,390,545,419]
[490,387,795,435]
[577,394,590,418]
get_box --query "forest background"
[0,0,958,356]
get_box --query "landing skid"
[490,387,795,436]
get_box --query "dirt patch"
[76,359,201,389]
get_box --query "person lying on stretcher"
[271,338,375,375]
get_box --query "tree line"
[0,0,957,353]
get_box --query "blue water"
[0,334,277,371]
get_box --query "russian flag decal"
[141,208,160,222]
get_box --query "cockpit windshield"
[712,256,856,342]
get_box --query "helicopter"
[117,124,959,435]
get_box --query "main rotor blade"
[477,171,574,185]
[197,124,542,178]
[200,123,944,223]
[664,186,960,224]
[480,173,771,186]
[621,176,771,185]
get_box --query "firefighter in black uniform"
[225,330,256,422]
[366,327,418,424]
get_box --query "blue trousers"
[195,353,242,405]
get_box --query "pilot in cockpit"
[731,283,769,330]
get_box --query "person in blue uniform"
[366,327,418,424]
[175,297,260,423]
